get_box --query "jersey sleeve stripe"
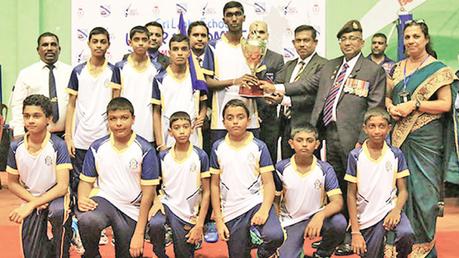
[151,98,161,105]
[260,165,275,173]
[326,188,342,197]
[56,163,73,170]
[80,174,97,183]
[201,171,211,178]
[140,179,160,186]
[6,166,19,175]
[201,68,214,76]
[65,88,78,96]
[210,168,221,174]
[396,169,410,178]
[108,82,121,89]
[344,174,357,183]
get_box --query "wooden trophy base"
[239,82,264,98]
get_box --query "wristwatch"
[415,99,421,110]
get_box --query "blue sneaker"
[204,222,218,243]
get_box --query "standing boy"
[152,34,207,150]
[117,25,161,145]
[210,99,284,257]
[65,27,121,193]
[274,125,346,258]
[76,97,159,257]
[149,111,211,257]
[7,94,72,258]
[346,108,414,257]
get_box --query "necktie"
[283,61,306,118]
[47,64,59,123]
[322,63,349,126]
[196,56,203,67]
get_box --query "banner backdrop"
[71,0,325,65]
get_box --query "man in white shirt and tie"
[10,32,72,139]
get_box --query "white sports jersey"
[344,142,409,229]
[152,67,206,147]
[210,133,274,222]
[6,132,72,196]
[159,144,210,224]
[202,35,259,130]
[67,61,121,150]
[274,156,341,227]
[80,133,160,221]
[117,56,160,142]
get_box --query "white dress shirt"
[277,52,316,107]
[10,60,72,137]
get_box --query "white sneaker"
[99,229,109,245]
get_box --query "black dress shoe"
[311,240,321,249]
[304,252,330,258]
[334,243,354,256]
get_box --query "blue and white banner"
[71,0,326,65]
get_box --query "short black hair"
[169,111,192,127]
[363,107,390,125]
[294,25,317,40]
[187,21,209,36]
[290,123,319,139]
[169,34,189,48]
[145,21,164,35]
[129,25,149,39]
[106,97,134,116]
[37,32,59,47]
[89,27,110,42]
[23,94,52,118]
[222,99,249,118]
[223,1,244,15]
[372,33,387,42]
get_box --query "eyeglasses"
[338,36,362,43]
[404,19,425,25]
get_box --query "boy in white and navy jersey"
[210,99,284,258]
[346,108,414,257]
[116,25,161,145]
[149,111,211,257]
[273,125,346,258]
[65,27,121,193]
[7,94,72,258]
[152,34,207,150]
[76,97,159,258]
[202,1,261,145]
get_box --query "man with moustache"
[10,32,72,139]
[367,33,395,74]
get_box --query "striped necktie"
[47,64,59,123]
[282,61,307,118]
[322,63,349,126]
[293,61,305,81]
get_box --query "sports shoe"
[71,217,85,255]
[99,229,109,245]
[165,224,173,246]
[204,222,218,243]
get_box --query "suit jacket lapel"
[324,58,343,98]
[285,58,298,82]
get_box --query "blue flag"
[397,12,413,61]
[177,12,208,93]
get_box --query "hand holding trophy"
[239,38,267,97]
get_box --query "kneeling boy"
[149,111,211,257]
[274,125,346,258]
[210,99,284,258]
[346,107,414,257]
[77,97,159,257]
[7,94,72,258]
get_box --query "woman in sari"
[386,20,458,257]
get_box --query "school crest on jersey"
[45,156,53,166]
[314,179,322,190]
[129,159,139,169]
[190,163,197,174]
[385,160,392,173]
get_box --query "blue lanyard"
[402,54,430,92]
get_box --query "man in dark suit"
[248,21,284,161]
[145,21,169,69]
[262,20,386,255]
[270,25,327,159]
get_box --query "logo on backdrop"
[176,3,188,14]
[77,29,88,41]
[254,2,266,14]
[201,2,216,17]
[77,7,85,17]
[152,5,160,15]
[99,5,111,17]
[124,3,139,17]
[282,1,297,15]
